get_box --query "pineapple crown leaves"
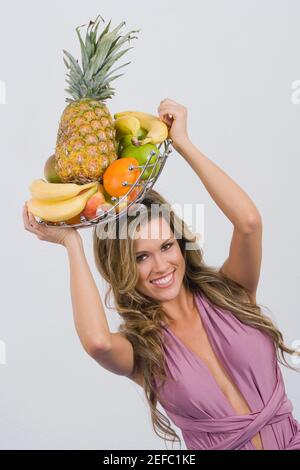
[63,14,140,103]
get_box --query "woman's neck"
[161,285,198,327]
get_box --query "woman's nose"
[152,255,170,273]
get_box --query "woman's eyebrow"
[135,237,174,255]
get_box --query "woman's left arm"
[158,98,262,233]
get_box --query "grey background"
[0,0,299,449]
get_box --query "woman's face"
[133,216,186,301]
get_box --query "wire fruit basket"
[35,139,173,229]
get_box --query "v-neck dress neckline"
[162,289,255,419]
[154,288,300,450]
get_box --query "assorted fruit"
[114,111,168,146]
[27,181,99,223]
[120,142,160,180]
[44,154,62,183]
[29,179,97,202]
[82,184,106,220]
[103,157,141,197]
[26,15,170,226]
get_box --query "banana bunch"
[114,115,140,140]
[114,111,169,146]
[28,179,99,222]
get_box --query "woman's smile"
[150,269,176,288]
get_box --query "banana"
[114,116,141,138]
[27,184,99,222]
[29,179,98,202]
[114,111,168,145]
[114,110,159,121]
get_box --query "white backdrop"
[1,0,300,449]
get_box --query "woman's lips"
[150,269,176,288]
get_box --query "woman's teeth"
[151,270,175,286]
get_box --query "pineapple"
[55,14,140,184]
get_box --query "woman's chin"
[149,282,180,300]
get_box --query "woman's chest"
[164,322,266,449]
[169,324,253,415]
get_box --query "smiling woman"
[133,219,186,303]
[23,88,300,449]
[91,188,300,450]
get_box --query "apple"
[118,135,133,155]
[117,128,148,155]
[44,154,62,183]
[96,202,115,218]
[120,143,161,180]
[82,188,106,220]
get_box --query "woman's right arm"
[23,204,138,382]
[23,202,112,355]
[65,234,112,355]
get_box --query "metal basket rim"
[35,138,173,229]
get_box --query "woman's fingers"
[23,203,44,237]
[158,102,181,114]
[158,104,177,120]
[160,115,174,128]
[159,98,185,114]
[28,211,40,229]
[159,103,186,115]
[159,102,177,111]
[160,98,178,105]
[23,204,32,229]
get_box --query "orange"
[103,157,141,197]
[65,213,82,225]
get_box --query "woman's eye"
[136,243,173,263]
[164,242,173,250]
[136,243,173,262]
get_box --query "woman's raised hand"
[22,202,80,247]
[158,98,190,151]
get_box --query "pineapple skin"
[55,98,118,184]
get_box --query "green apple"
[120,143,161,180]
[118,135,133,155]
[117,128,148,155]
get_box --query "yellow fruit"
[54,17,140,183]
[114,116,141,139]
[27,185,99,222]
[115,110,158,121]
[113,111,168,145]
[55,99,118,184]
[29,179,98,202]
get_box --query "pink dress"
[153,289,300,450]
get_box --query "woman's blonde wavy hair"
[92,188,300,449]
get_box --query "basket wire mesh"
[35,138,173,229]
